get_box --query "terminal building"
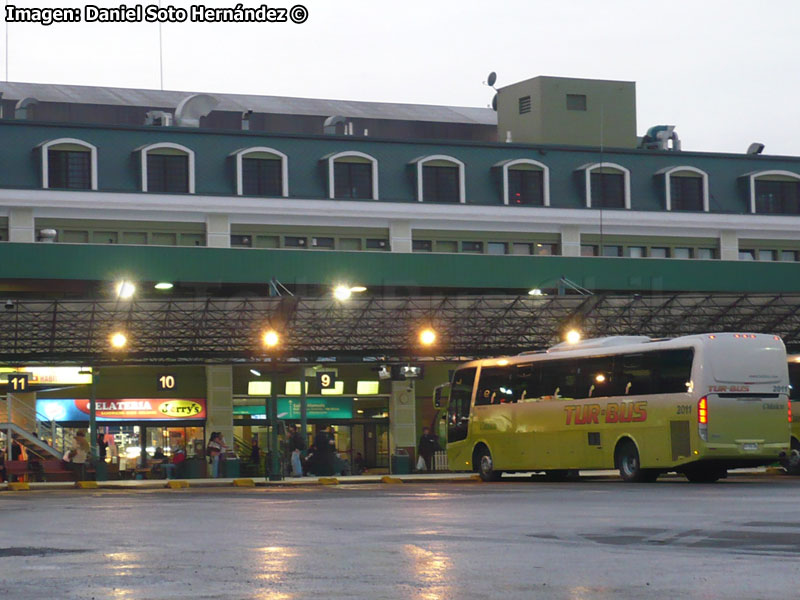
[1,75,799,476]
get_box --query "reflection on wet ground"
[1,479,799,599]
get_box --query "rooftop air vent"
[144,110,173,126]
[174,93,219,128]
[639,125,681,151]
[15,97,38,120]
[547,336,652,353]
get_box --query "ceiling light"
[154,282,174,290]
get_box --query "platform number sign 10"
[317,371,336,390]
[8,373,29,392]
[157,374,176,391]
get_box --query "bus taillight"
[698,396,708,424]
[789,400,793,424]
[698,396,709,442]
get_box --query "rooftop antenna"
[484,71,498,111]
[158,0,164,90]
[5,0,9,81]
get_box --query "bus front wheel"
[615,440,658,483]
[475,447,502,482]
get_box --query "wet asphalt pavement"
[1,475,799,599]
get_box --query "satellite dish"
[487,72,497,87]
[491,94,498,112]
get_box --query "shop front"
[36,397,207,478]
[233,395,390,474]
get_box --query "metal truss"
[2,293,800,365]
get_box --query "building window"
[781,250,798,262]
[508,169,543,206]
[535,243,558,256]
[758,249,776,261]
[424,166,460,203]
[462,241,483,253]
[627,246,646,258]
[414,155,465,203]
[412,240,432,252]
[566,94,587,111]
[48,149,91,190]
[231,235,252,247]
[326,151,378,200]
[512,243,532,255]
[139,143,194,193]
[755,180,800,214]
[602,245,622,257]
[697,248,716,260]
[659,166,709,212]
[738,249,755,261]
[580,163,630,209]
[519,96,531,114]
[670,177,704,211]
[366,238,389,250]
[581,245,598,257]
[650,247,669,258]
[311,237,335,249]
[285,236,307,248]
[233,147,288,197]
[673,247,692,259]
[487,242,507,255]
[334,162,373,199]
[40,138,98,190]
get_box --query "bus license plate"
[742,443,758,451]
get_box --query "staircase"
[1,394,68,460]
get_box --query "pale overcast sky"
[3,0,799,154]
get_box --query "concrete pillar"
[205,366,233,449]
[390,380,417,458]
[720,230,739,261]
[560,225,581,257]
[206,214,230,248]
[389,220,412,253]
[9,207,34,243]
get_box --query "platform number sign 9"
[8,373,29,392]
[317,372,336,390]
[157,374,176,391]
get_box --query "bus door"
[447,368,477,443]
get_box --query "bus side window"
[620,353,653,396]
[513,364,540,403]
[652,349,694,394]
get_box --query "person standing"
[287,425,305,477]
[68,430,90,481]
[417,427,439,473]
[313,424,336,476]
[206,432,223,478]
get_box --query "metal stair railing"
[1,394,66,459]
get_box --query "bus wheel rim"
[481,454,493,475]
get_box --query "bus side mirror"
[433,385,448,409]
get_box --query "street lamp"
[565,329,581,344]
[419,328,437,346]
[262,330,279,348]
[115,280,136,300]
[110,332,127,349]
[333,284,367,301]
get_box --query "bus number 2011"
[677,404,692,415]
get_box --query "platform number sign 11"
[157,374,176,391]
[8,373,29,392]
[317,371,336,391]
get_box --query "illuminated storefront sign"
[36,398,206,422]
[234,397,353,420]
[1,367,93,386]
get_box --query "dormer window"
[40,138,97,190]
[233,147,288,197]
[745,170,800,214]
[658,166,709,211]
[577,162,631,209]
[496,159,550,206]
[411,155,465,203]
[139,142,194,193]
[325,151,378,199]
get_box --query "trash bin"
[94,461,108,481]
[221,458,240,478]
[391,450,411,475]
[184,457,205,479]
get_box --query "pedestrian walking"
[67,430,90,481]
[417,427,439,472]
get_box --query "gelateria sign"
[36,398,206,422]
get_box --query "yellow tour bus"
[436,333,791,483]
[785,355,800,474]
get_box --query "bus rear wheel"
[781,439,800,475]
[475,447,502,482]
[615,441,658,483]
